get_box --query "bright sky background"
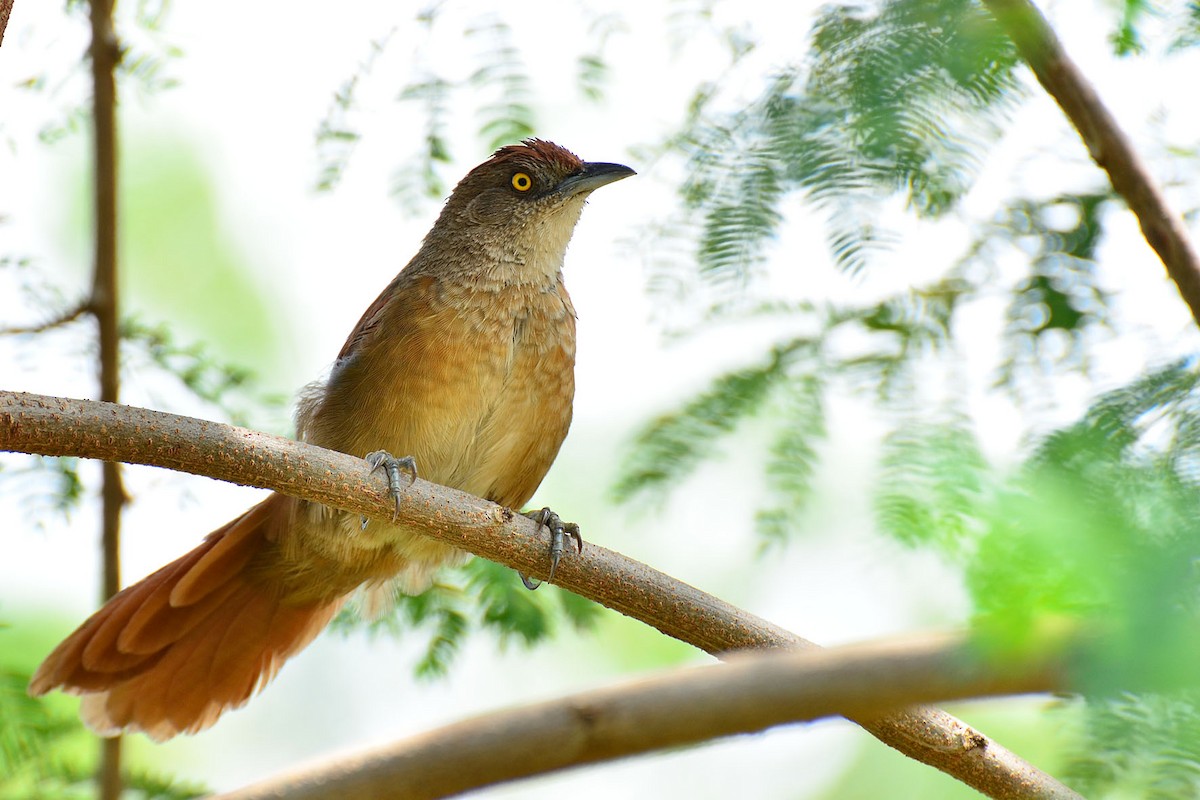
[3,0,1200,796]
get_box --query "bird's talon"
[566,523,583,555]
[521,507,581,589]
[365,451,418,524]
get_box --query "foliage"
[1172,1,1200,50]
[609,0,1200,784]
[1111,0,1154,55]
[668,0,1022,285]
[615,0,1053,544]
[1062,693,1200,798]
[614,182,1122,539]
[119,317,286,428]
[1113,0,1200,55]
[874,414,987,555]
[331,559,603,678]
[991,192,1115,387]
[20,0,180,145]
[0,668,205,800]
[0,456,86,523]
[616,0,1126,532]
[315,7,566,208]
[315,32,395,193]
[755,371,827,548]
[466,16,536,151]
[967,360,1200,684]
[614,338,815,504]
[389,75,455,209]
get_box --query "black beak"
[556,162,636,197]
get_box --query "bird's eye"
[511,172,533,192]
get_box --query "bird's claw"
[362,451,418,529]
[519,507,582,590]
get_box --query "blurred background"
[3,0,1200,797]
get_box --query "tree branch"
[0,0,12,48]
[210,632,1074,800]
[983,0,1200,328]
[87,0,125,794]
[0,391,1081,799]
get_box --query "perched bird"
[30,139,635,740]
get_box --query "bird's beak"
[556,162,636,197]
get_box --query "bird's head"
[424,139,635,282]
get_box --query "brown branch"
[0,392,1081,800]
[87,0,125,795]
[0,0,12,48]
[210,632,1075,800]
[983,0,1200,328]
[86,0,124,609]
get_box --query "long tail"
[29,494,345,741]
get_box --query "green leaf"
[875,415,988,555]
[1110,0,1152,56]
[756,373,827,547]
[967,360,1200,691]
[316,32,394,192]
[466,19,537,151]
[467,559,554,647]
[1170,1,1200,50]
[670,0,1023,287]
[1063,694,1200,798]
[614,339,812,503]
[330,579,472,678]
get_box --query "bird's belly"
[286,283,576,597]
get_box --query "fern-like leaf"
[1064,694,1200,799]
[756,373,827,547]
[874,414,988,555]
[670,0,1022,289]
[614,339,813,503]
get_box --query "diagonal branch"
[0,391,1081,799]
[211,632,1075,800]
[0,0,11,48]
[983,0,1200,328]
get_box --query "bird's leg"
[519,507,583,590]
[362,451,418,528]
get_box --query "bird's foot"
[362,451,418,529]
[519,507,583,590]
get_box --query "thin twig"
[0,391,1081,799]
[0,301,93,335]
[211,632,1074,800]
[984,0,1200,328]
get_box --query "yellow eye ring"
[511,172,533,192]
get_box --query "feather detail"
[30,494,343,740]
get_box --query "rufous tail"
[29,494,344,741]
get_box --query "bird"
[29,139,635,741]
